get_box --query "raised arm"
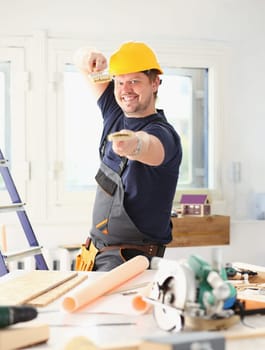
[73,47,110,100]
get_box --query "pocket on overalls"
[95,168,117,196]
[93,168,118,236]
[75,239,99,271]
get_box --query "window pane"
[156,67,208,189]
[64,64,102,190]
[0,72,5,146]
[0,62,11,190]
[156,70,192,185]
[63,65,208,191]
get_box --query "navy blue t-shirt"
[97,82,182,244]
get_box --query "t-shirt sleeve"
[145,123,182,166]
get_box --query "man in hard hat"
[75,42,182,271]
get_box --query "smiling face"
[113,72,160,118]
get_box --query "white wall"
[1,0,265,266]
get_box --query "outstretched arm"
[109,130,165,166]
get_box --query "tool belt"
[99,243,165,257]
[75,238,165,271]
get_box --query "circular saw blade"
[153,272,185,331]
[153,302,183,331]
[151,261,196,331]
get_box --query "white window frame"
[0,44,27,207]
[47,39,227,221]
[1,34,228,225]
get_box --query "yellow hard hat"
[109,41,163,75]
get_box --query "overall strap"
[100,139,128,177]
[118,156,128,176]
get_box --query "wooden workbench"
[168,215,230,247]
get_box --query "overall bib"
[89,157,165,271]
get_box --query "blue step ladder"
[0,149,49,276]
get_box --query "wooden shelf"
[168,215,230,247]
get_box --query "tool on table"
[225,265,258,281]
[0,305,38,328]
[145,254,238,332]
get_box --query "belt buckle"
[148,245,156,256]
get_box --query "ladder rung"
[0,159,8,167]
[0,148,49,274]
[3,246,43,262]
[0,203,25,213]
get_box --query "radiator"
[7,247,78,272]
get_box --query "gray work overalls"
[90,155,165,271]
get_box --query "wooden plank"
[0,323,49,350]
[168,215,230,247]
[29,274,87,307]
[0,270,78,305]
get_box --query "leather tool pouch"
[75,239,99,271]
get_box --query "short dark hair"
[142,69,161,80]
[142,69,162,98]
